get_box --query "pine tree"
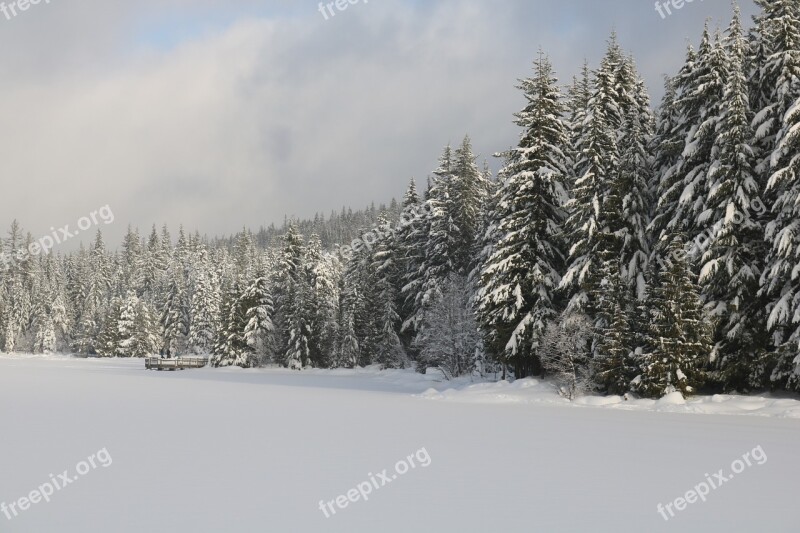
[161,261,190,355]
[700,7,768,389]
[74,230,111,355]
[141,225,166,301]
[566,61,592,189]
[30,265,57,354]
[0,221,33,352]
[757,0,800,391]
[120,226,144,295]
[636,236,711,398]
[418,274,481,379]
[274,226,312,369]
[341,234,380,366]
[284,276,311,370]
[450,135,490,274]
[478,51,568,377]
[129,298,160,357]
[749,0,800,193]
[335,298,360,369]
[371,214,407,369]
[398,179,430,346]
[650,46,700,243]
[115,291,139,357]
[593,264,637,395]
[652,27,727,256]
[96,296,122,357]
[188,248,220,355]
[395,178,423,348]
[681,27,728,243]
[617,106,653,300]
[305,235,339,368]
[561,78,620,318]
[413,147,456,339]
[212,280,253,367]
[242,265,275,366]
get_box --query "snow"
[1,354,799,532]
[421,375,800,418]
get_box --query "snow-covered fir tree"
[700,7,768,388]
[477,51,569,377]
[757,0,800,391]
[417,273,482,379]
[593,260,638,395]
[242,264,275,366]
[187,248,220,355]
[637,236,711,398]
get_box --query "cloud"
[0,0,757,248]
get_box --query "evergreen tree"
[96,296,122,357]
[757,0,800,391]
[212,280,253,367]
[371,214,407,369]
[561,76,620,318]
[128,298,160,357]
[161,261,190,355]
[749,0,800,193]
[478,51,569,377]
[636,236,711,398]
[650,46,700,242]
[700,7,768,388]
[274,226,312,369]
[188,248,220,355]
[418,274,481,379]
[305,235,339,368]
[398,179,430,345]
[593,263,637,395]
[617,106,653,300]
[566,61,592,189]
[334,298,360,369]
[450,135,490,274]
[73,230,110,355]
[242,265,275,366]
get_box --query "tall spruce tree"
[637,236,711,398]
[593,262,638,395]
[700,7,768,389]
[757,0,800,391]
[477,51,569,377]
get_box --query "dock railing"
[145,356,209,371]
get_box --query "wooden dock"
[145,356,209,371]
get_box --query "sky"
[0,0,759,249]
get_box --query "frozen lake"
[0,356,797,532]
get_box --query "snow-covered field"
[1,355,797,532]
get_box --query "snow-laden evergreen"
[700,7,768,388]
[477,52,569,378]
[637,236,711,398]
[756,0,800,391]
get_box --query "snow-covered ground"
[1,354,797,532]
